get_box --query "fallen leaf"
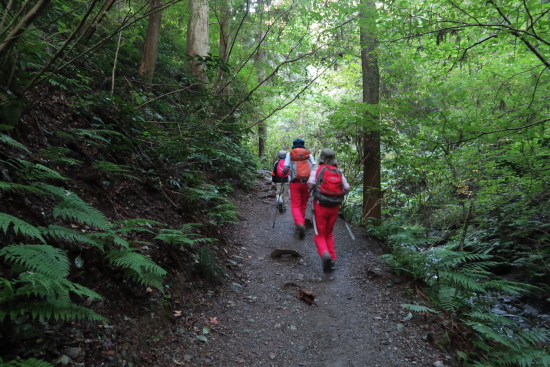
[203,325,211,334]
[209,317,219,325]
[173,310,182,318]
[196,335,207,342]
[146,287,153,293]
[299,288,315,305]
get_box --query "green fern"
[40,146,82,165]
[0,134,29,152]
[0,213,46,243]
[0,357,54,367]
[52,194,110,230]
[112,218,163,235]
[0,245,69,278]
[154,223,213,247]
[106,249,166,289]
[400,303,439,313]
[40,225,103,250]
[207,202,238,226]
[4,159,66,181]
[92,231,129,249]
[0,245,105,322]
[0,181,44,194]
[94,161,137,179]
[68,128,124,145]
[3,299,106,323]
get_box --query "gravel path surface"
[161,178,455,367]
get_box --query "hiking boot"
[297,224,306,240]
[322,253,333,272]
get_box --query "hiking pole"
[343,219,355,241]
[272,183,285,228]
[311,197,319,235]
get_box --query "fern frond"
[1,358,54,367]
[68,128,124,145]
[17,272,102,301]
[33,183,68,198]
[0,213,46,243]
[53,196,109,230]
[0,134,29,152]
[41,146,82,165]
[94,161,134,176]
[0,245,69,278]
[0,181,44,194]
[5,159,66,181]
[484,279,534,294]
[400,303,439,313]
[91,232,129,249]
[439,271,488,292]
[107,249,166,289]
[467,311,517,325]
[436,286,462,311]
[154,223,214,247]
[468,322,515,347]
[112,218,164,228]
[40,225,103,250]
[8,299,106,322]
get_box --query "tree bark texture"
[82,0,118,45]
[256,32,267,159]
[360,0,381,221]
[139,0,163,78]
[186,0,209,79]
[0,0,52,59]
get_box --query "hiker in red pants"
[283,139,315,239]
[308,148,350,271]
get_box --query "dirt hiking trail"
[152,176,454,367]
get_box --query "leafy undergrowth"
[0,87,256,366]
[371,223,550,367]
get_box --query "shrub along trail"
[152,175,455,367]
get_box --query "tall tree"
[82,0,118,45]
[256,0,267,159]
[139,0,164,79]
[186,0,209,79]
[0,0,53,59]
[213,0,231,90]
[360,0,381,220]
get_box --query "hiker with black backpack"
[271,150,289,212]
[308,148,350,271]
[283,139,315,239]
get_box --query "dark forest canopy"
[1,1,550,366]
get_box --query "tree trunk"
[360,0,381,221]
[81,0,117,45]
[0,0,52,59]
[255,1,267,159]
[186,0,209,79]
[138,0,163,79]
[213,0,230,91]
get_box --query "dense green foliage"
[1,0,550,365]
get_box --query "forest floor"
[132,174,457,367]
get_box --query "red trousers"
[313,200,339,260]
[289,181,310,226]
